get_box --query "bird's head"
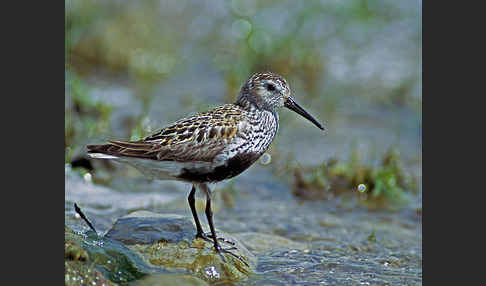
[237,71,325,131]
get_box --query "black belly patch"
[178,152,262,183]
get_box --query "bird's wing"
[87,104,244,163]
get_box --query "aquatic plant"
[292,146,417,208]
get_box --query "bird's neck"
[250,109,279,154]
[235,90,280,144]
[235,91,273,112]
[234,97,278,125]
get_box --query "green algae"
[131,237,253,283]
[367,231,377,243]
[65,225,149,285]
[136,273,209,286]
[66,211,255,285]
[292,146,417,208]
[65,226,118,286]
[65,241,90,262]
[65,261,119,286]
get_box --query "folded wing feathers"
[107,140,159,151]
[87,104,244,162]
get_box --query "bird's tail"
[86,140,160,160]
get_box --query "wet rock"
[106,211,195,245]
[232,232,308,253]
[65,226,90,262]
[65,261,118,286]
[65,225,151,285]
[65,226,114,286]
[107,211,257,283]
[137,273,209,286]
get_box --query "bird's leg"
[204,189,222,251]
[188,184,205,238]
[188,184,234,244]
[201,184,248,266]
[188,185,235,245]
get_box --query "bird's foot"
[195,232,236,246]
[214,244,249,267]
[195,232,248,266]
[204,232,236,246]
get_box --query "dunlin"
[87,72,324,258]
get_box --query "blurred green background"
[65,0,421,203]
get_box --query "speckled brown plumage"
[88,104,244,163]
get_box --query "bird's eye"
[266,83,276,91]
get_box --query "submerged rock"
[65,225,150,285]
[105,211,195,245]
[232,232,308,253]
[65,260,119,286]
[65,226,122,286]
[136,273,209,286]
[106,211,257,283]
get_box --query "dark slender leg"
[201,184,248,266]
[204,192,221,251]
[189,184,235,245]
[188,185,205,238]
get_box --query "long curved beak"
[284,97,325,131]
